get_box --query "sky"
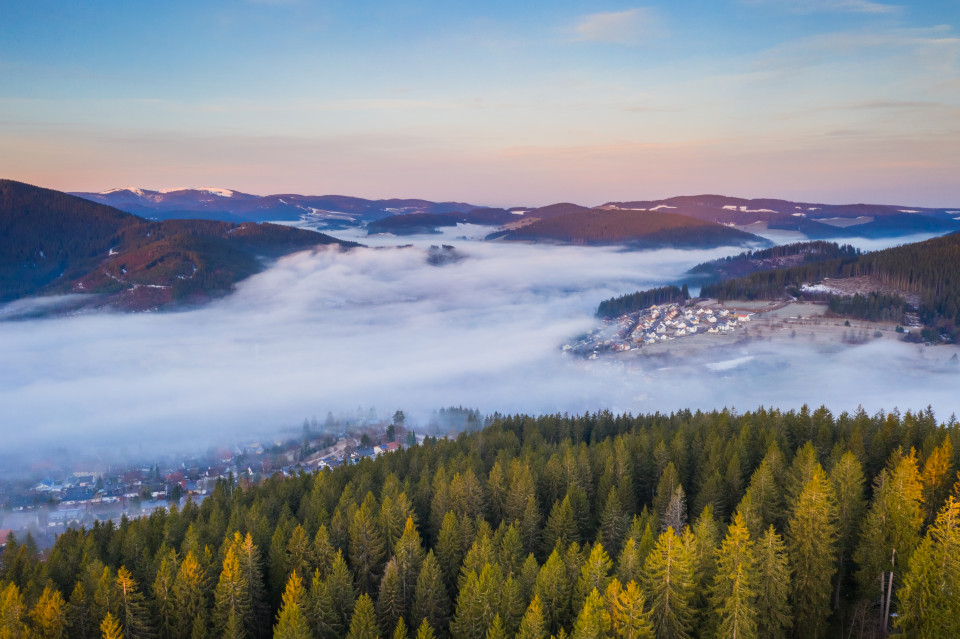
[1,0,959,206]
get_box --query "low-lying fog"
[1,225,957,463]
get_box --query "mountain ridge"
[1,180,357,312]
[71,188,960,240]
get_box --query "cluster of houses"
[624,303,752,346]
[564,302,753,358]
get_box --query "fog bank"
[1,228,957,463]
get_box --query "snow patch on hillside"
[199,187,237,197]
[100,187,145,196]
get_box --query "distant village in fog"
[0,407,482,549]
[564,302,753,359]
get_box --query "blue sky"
[1,0,958,206]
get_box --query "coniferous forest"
[2,407,960,639]
[699,233,960,334]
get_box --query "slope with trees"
[2,405,959,637]
[0,180,358,310]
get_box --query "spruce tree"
[920,437,953,524]
[484,615,507,639]
[597,489,629,557]
[415,619,436,639]
[661,486,687,534]
[326,549,357,632]
[615,538,643,587]
[828,451,865,610]
[312,525,334,581]
[114,566,153,639]
[895,495,960,637]
[273,572,311,639]
[236,533,269,639]
[350,496,386,596]
[435,512,462,592]
[516,596,547,639]
[574,543,613,611]
[604,579,654,639]
[708,513,757,639]
[736,459,784,539]
[100,613,122,639]
[0,582,27,639]
[68,581,95,639]
[641,527,695,639]
[285,525,312,584]
[213,544,250,639]
[393,617,410,639]
[347,594,379,639]
[534,549,571,636]
[151,551,177,639]
[570,588,607,639]
[500,577,525,636]
[498,524,525,578]
[377,559,404,635]
[30,585,67,639]
[394,517,425,614]
[450,563,502,639]
[309,571,340,639]
[411,551,449,633]
[172,552,207,639]
[542,497,578,555]
[853,448,923,618]
[786,466,838,639]
[754,526,791,639]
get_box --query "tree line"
[596,286,690,319]
[699,233,960,338]
[687,241,862,281]
[2,406,960,638]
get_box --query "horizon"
[45,181,960,210]
[2,1,958,206]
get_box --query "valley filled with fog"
[1,225,957,462]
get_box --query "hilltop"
[0,180,357,312]
[600,194,960,239]
[489,208,769,249]
[72,186,484,229]
[71,188,960,241]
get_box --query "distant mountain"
[600,195,960,239]
[73,188,960,241]
[1,180,356,312]
[367,212,463,235]
[488,208,770,249]
[366,208,518,235]
[72,187,483,228]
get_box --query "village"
[563,301,754,359]
[0,414,428,550]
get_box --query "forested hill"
[3,407,959,638]
[700,232,960,332]
[688,241,862,281]
[489,209,769,249]
[0,180,357,310]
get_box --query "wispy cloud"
[752,25,960,76]
[746,0,900,14]
[848,99,940,109]
[571,8,658,46]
